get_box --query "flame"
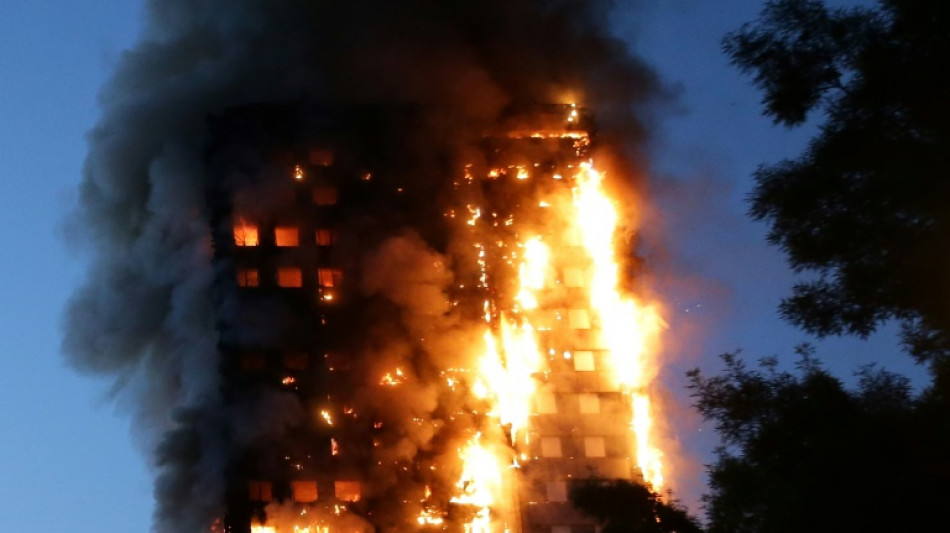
[451,434,503,533]
[380,368,406,386]
[572,161,665,488]
[475,319,542,445]
[461,156,667,515]
[514,237,549,311]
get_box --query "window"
[545,481,568,503]
[248,480,272,502]
[275,226,299,247]
[584,437,606,458]
[568,308,590,329]
[536,393,557,414]
[237,268,259,287]
[540,437,562,458]
[573,351,595,371]
[562,267,585,288]
[234,223,259,246]
[277,267,303,288]
[578,393,600,414]
[313,187,338,206]
[334,481,361,502]
[292,480,318,503]
[316,228,335,246]
[318,268,343,288]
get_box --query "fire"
[514,237,549,311]
[451,434,503,533]
[461,154,667,517]
[474,319,543,445]
[380,367,406,386]
[417,485,446,526]
[572,161,665,488]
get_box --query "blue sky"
[0,2,149,531]
[0,1,926,531]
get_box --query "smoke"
[64,1,669,531]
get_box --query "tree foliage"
[569,478,703,533]
[689,348,950,533]
[725,0,950,367]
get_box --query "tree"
[688,348,950,533]
[569,478,703,533]
[725,0,950,369]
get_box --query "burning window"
[277,267,303,288]
[562,267,585,288]
[578,393,600,414]
[318,268,343,288]
[291,480,318,503]
[274,226,299,247]
[584,437,606,458]
[248,480,273,502]
[313,186,338,206]
[237,268,260,287]
[568,308,591,330]
[573,351,595,371]
[315,228,335,246]
[334,481,361,502]
[540,437,562,458]
[234,223,259,246]
[283,352,309,370]
[536,393,557,414]
[545,481,568,503]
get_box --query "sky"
[0,1,927,531]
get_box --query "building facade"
[205,103,646,533]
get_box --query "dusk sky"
[0,1,926,532]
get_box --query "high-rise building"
[204,102,661,533]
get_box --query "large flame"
[455,154,667,532]
[450,434,504,533]
[572,162,665,488]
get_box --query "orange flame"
[572,161,666,488]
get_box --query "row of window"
[234,225,337,247]
[237,267,343,289]
[248,479,360,503]
[538,435,613,459]
[536,392,602,414]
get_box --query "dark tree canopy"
[689,349,950,533]
[569,478,703,533]
[726,0,950,368]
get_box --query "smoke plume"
[64,1,667,531]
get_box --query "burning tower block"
[204,103,664,533]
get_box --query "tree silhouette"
[569,478,703,533]
[725,0,950,369]
[689,348,950,533]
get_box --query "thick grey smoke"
[64,1,666,531]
